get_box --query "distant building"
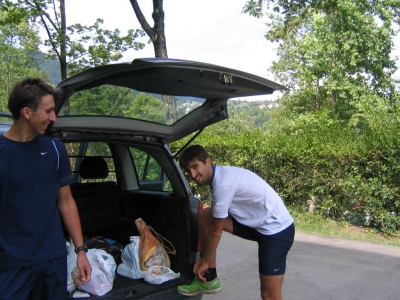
[267,102,280,108]
[258,102,280,109]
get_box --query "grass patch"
[290,209,400,247]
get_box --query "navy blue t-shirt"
[0,134,73,268]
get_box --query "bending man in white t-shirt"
[177,145,294,300]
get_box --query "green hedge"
[171,109,400,234]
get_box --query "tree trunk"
[151,0,168,58]
[130,0,177,124]
[59,0,69,114]
[59,0,67,80]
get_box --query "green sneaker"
[177,277,221,296]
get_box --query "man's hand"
[193,258,209,282]
[75,252,92,284]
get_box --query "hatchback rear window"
[59,85,205,125]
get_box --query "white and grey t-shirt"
[210,166,293,235]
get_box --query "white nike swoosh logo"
[41,152,47,155]
[274,269,279,271]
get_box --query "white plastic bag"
[116,236,143,279]
[117,236,180,284]
[143,266,180,285]
[66,240,77,293]
[76,249,116,296]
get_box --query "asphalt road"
[203,230,400,300]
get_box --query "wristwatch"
[75,244,88,254]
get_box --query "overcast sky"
[66,0,278,77]
[64,0,399,95]
[65,0,279,99]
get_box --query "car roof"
[0,112,13,135]
[50,58,287,143]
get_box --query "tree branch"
[129,0,154,39]
[67,52,88,64]
[24,0,61,60]
[51,0,60,25]
[25,0,60,31]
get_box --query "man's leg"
[30,257,67,300]
[228,217,285,299]
[198,207,233,268]
[260,274,284,300]
[177,207,231,296]
[0,266,36,300]
[257,223,295,300]
[199,208,233,281]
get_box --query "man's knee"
[198,207,213,227]
[260,274,284,300]
[198,208,233,234]
[261,290,282,300]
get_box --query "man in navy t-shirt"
[0,78,91,299]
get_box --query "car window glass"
[129,147,172,192]
[60,85,205,125]
[65,142,116,183]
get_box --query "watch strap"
[75,244,88,254]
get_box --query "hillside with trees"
[36,52,61,84]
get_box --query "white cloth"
[210,166,293,235]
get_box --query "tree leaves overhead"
[243,0,400,119]
[0,10,42,109]
[65,19,146,76]
[18,0,147,79]
[0,0,28,25]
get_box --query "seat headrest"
[79,157,109,179]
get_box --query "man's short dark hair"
[8,77,56,119]
[179,145,210,169]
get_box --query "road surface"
[203,230,400,300]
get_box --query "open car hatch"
[50,58,287,143]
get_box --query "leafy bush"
[172,105,400,234]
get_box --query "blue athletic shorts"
[232,218,295,276]
[0,256,67,300]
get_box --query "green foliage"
[244,0,400,120]
[290,208,400,246]
[236,0,400,234]
[172,102,400,234]
[123,93,166,123]
[130,148,162,181]
[66,85,135,116]
[35,52,61,84]
[242,0,266,18]
[65,85,166,124]
[16,0,146,78]
[65,19,146,76]
[0,10,46,110]
[0,0,28,25]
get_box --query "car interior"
[60,140,199,298]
